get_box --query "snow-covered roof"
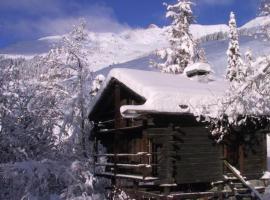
[89,68,228,118]
[184,62,213,77]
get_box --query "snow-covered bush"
[0,160,107,200]
[0,58,57,163]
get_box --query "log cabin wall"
[146,115,223,185]
[224,129,267,180]
[243,130,267,179]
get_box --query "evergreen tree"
[258,1,270,40]
[259,0,270,16]
[226,12,244,82]
[155,0,196,74]
[244,48,254,77]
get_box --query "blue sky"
[0,0,260,48]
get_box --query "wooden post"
[93,138,98,175]
[218,183,224,200]
[113,83,121,186]
[223,144,228,174]
[239,145,244,174]
[112,153,117,186]
[114,84,121,129]
[262,134,267,172]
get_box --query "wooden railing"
[93,152,159,181]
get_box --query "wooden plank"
[93,152,153,157]
[223,160,263,200]
[97,125,143,134]
[95,163,156,168]
[96,172,159,181]
[239,145,244,174]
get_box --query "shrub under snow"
[0,159,107,200]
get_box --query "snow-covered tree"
[257,1,270,40]
[226,12,244,82]
[154,0,196,74]
[202,55,270,142]
[40,18,93,157]
[259,0,270,16]
[196,46,208,63]
[0,58,57,163]
[0,24,107,199]
[244,48,254,77]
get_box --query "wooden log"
[95,163,157,168]
[96,172,159,181]
[224,160,263,200]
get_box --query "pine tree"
[259,0,270,16]
[226,12,244,82]
[196,47,208,63]
[155,0,196,74]
[244,48,254,77]
[258,1,270,40]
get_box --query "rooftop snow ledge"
[184,62,214,77]
[89,68,228,119]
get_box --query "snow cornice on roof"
[88,68,228,119]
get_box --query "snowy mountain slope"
[97,35,270,78]
[1,16,270,72]
[240,16,270,31]
[0,24,228,71]
[239,16,270,37]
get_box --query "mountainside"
[0,24,229,71]
[0,17,270,74]
[99,35,270,78]
[240,16,270,35]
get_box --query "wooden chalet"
[88,67,269,199]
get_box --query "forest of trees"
[0,20,107,199]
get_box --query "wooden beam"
[93,152,159,157]
[96,172,159,181]
[125,188,265,200]
[114,83,121,129]
[223,160,263,200]
[97,125,143,134]
[95,163,157,168]
[239,144,244,174]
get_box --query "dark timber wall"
[147,115,223,185]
